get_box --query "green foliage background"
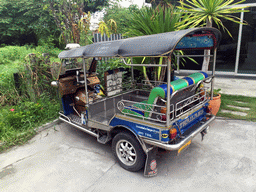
[0,0,108,47]
[0,46,62,152]
[103,4,140,34]
[0,0,60,46]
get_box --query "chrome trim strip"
[142,115,215,151]
[59,112,71,121]
[115,113,166,129]
[59,116,98,138]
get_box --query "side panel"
[173,106,206,135]
[109,117,160,140]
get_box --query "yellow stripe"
[200,72,206,78]
[190,77,195,84]
[178,140,191,154]
[170,85,175,92]
[183,79,189,86]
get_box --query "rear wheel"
[112,132,146,172]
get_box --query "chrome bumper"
[142,115,215,151]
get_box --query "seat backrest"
[145,72,208,117]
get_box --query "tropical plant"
[125,5,184,87]
[126,5,182,36]
[98,19,117,37]
[101,4,139,34]
[177,0,248,71]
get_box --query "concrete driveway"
[0,119,255,192]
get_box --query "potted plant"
[209,89,221,115]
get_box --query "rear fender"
[110,125,148,153]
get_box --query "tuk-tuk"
[53,27,221,177]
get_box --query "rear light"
[160,107,166,114]
[199,84,205,96]
[169,128,177,139]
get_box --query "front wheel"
[112,132,146,172]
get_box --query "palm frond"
[177,0,248,36]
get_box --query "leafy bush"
[7,99,58,129]
[0,46,32,64]
[0,45,62,152]
[35,46,61,59]
[0,61,25,105]
[0,46,61,106]
[21,52,58,102]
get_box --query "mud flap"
[144,147,158,177]
[200,126,209,141]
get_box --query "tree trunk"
[201,19,212,72]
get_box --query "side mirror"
[76,70,80,83]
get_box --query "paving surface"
[0,120,255,192]
[214,77,256,97]
[221,109,248,116]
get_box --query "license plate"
[178,140,191,154]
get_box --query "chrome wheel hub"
[116,140,137,166]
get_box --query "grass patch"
[0,97,60,152]
[0,45,61,65]
[218,94,256,122]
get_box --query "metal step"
[97,134,111,144]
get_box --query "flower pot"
[209,94,221,115]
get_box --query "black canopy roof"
[58,27,221,59]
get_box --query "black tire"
[112,132,146,172]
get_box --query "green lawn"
[218,94,256,122]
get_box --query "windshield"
[58,58,93,75]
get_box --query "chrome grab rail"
[117,87,209,124]
[117,99,173,123]
[175,89,208,118]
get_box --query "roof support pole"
[131,58,134,85]
[166,58,172,128]
[83,57,89,105]
[211,48,217,100]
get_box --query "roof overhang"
[58,27,221,59]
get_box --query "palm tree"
[126,5,184,87]
[176,0,248,71]
[126,5,181,36]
